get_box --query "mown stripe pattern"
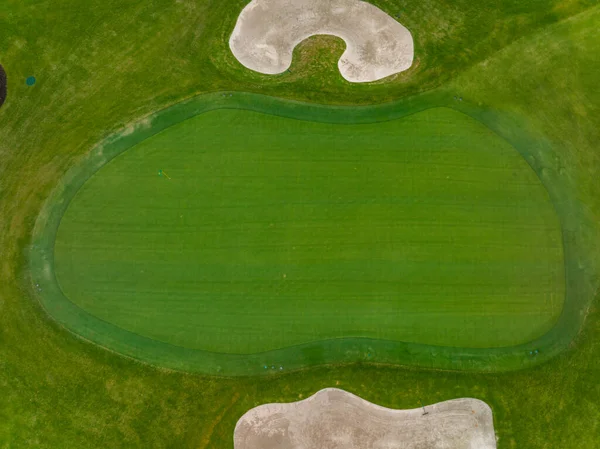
[54,107,564,354]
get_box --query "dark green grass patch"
[53,106,563,356]
[0,64,6,107]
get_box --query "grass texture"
[1,0,600,447]
[31,92,581,375]
[52,107,563,356]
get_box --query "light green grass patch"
[52,106,563,356]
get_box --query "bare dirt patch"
[229,0,414,83]
[234,388,496,449]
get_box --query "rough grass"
[1,0,600,448]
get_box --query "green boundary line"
[29,90,595,376]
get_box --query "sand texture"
[229,0,414,82]
[234,388,497,449]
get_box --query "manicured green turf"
[2,0,600,448]
[54,107,563,354]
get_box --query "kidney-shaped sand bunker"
[234,388,497,449]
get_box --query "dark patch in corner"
[0,64,6,108]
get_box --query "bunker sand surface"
[235,388,497,449]
[229,0,414,82]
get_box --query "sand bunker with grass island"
[229,0,414,82]
[235,388,496,449]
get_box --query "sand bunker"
[229,0,414,83]
[235,388,496,449]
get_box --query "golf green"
[52,106,564,355]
